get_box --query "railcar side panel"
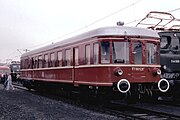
[20,26,169,99]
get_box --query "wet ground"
[0,84,121,120]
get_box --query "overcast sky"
[0,0,180,63]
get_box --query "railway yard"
[0,1,180,120]
[0,12,180,120]
[0,83,180,120]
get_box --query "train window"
[74,47,79,65]
[146,43,157,64]
[44,54,48,68]
[65,49,71,66]
[38,55,43,68]
[35,57,38,68]
[133,41,142,64]
[85,45,90,64]
[160,35,180,54]
[50,53,55,67]
[32,57,35,68]
[30,58,33,69]
[171,36,180,52]
[57,51,62,66]
[25,59,29,69]
[112,42,129,64]
[101,42,110,64]
[93,43,99,64]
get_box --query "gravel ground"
[0,84,122,120]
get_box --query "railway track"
[13,83,180,120]
[108,101,180,120]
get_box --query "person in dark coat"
[3,73,8,89]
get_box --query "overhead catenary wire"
[28,0,142,50]
[0,0,142,63]
[168,8,180,13]
[4,2,180,62]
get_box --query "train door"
[72,47,79,85]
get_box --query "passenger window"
[35,57,38,68]
[31,58,34,69]
[101,42,110,64]
[75,48,79,65]
[25,59,29,69]
[57,51,62,66]
[65,49,71,66]
[44,54,48,68]
[93,43,99,64]
[32,57,35,68]
[50,53,55,67]
[38,55,43,68]
[85,45,90,64]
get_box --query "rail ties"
[110,101,180,120]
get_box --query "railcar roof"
[21,26,159,58]
[0,66,10,69]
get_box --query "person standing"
[5,73,14,90]
[3,72,8,89]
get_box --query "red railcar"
[20,26,169,99]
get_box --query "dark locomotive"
[20,26,169,100]
[136,11,180,97]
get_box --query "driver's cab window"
[101,41,110,64]
[112,42,129,64]
[133,41,142,64]
[160,36,171,49]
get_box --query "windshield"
[160,36,171,49]
[146,43,157,64]
[133,41,142,64]
[160,35,180,54]
[112,42,129,64]
[101,42,110,63]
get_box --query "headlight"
[153,68,161,76]
[117,69,123,76]
[157,69,161,75]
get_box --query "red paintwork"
[0,66,10,70]
[0,66,10,77]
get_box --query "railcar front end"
[74,37,169,100]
